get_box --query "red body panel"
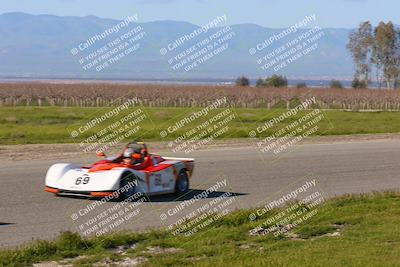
[87,154,167,173]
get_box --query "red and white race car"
[45,142,194,200]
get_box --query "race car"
[45,141,194,200]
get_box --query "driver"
[122,148,143,166]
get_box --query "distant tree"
[330,80,344,88]
[262,75,288,87]
[348,21,400,89]
[352,78,366,89]
[296,82,307,88]
[235,76,250,86]
[352,77,367,89]
[372,21,400,89]
[347,21,373,88]
[256,78,264,87]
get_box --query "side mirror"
[97,151,106,157]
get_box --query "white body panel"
[46,164,136,192]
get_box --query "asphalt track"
[1,139,400,248]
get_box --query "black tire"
[175,170,189,195]
[117,172,136,201]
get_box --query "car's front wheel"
[175,170,189,195]
[117,172,136,201]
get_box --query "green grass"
[1,192,400,267]
[1,107,400,145]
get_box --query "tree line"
[347,21,400,89]
[235,75,344,89]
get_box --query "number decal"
[83,176,90,184]
[75,175,90,185]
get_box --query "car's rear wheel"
[117,172,136,201]
[175,170,189,195]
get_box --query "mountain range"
[0,12,355,81]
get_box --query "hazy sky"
[0,0,398,28]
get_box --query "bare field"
[1,82,400,110]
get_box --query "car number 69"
[75,176,90,185]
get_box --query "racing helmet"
[123,147,142,160]
[123,141,148,162]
